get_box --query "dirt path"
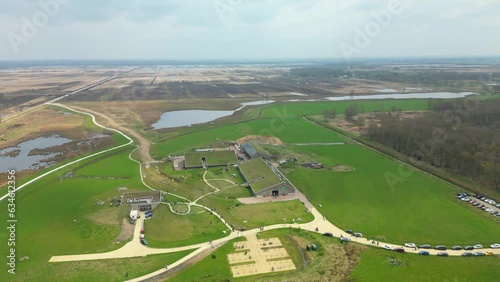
[62,104,154,164]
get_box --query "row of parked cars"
[404,242,500,256]
[457,193,500,217]
[140,210,154,245]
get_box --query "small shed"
[129,210,139,220]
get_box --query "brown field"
[0,106,116,187]
[327,111,426,136]
[0,106,112,150]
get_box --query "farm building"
[122,191,163,211]
[238,157,295,197]
[241,142,258,159]
[184,150,238,169]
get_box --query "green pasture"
[144,205,229,248]
[285,144,500,245]
[0,149,150,281]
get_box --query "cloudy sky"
[1,0,499,60]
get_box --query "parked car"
[345,229,353,234]
[323,232,334,237]
[437,252,448,257]
[140,238,148,245]
[485,252,494,256]
[490,243,500,249]
[462,252,473,257]
[340,237,351,242]
[473,244,483,249]
[353,232,363,238]
[419,244,431,249]
[404,243,416,248]
[140,228,145,234]
[464,246,474,250]
[140,234,145,239]
[382,244,394,250]
[474,252,485,256]
[395,248,405,253]
[434,245,447,250]
[452,246,462,250]
[419,250,430,256]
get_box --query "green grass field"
[198,196,314,230]
[151,117,346,157]
[0,149,150,282]
[239,158,282,192]
[144,205,229,248]
[15,251,192,282]
[285,144,500,245]
[351,247,500,281]
[184,150,237,168]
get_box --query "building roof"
[239,157,282,192]
[242,142,258,158]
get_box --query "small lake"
[325,92,475,101]
[152,100,275,129]
[0,135,71,171]
[0,134,110,172]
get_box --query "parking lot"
[457,193,500,217]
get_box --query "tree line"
[365,98,500,193]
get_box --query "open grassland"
[198,197,314,230]
[0,149,151,282]
[260,99,431,118]
[151,117,346,157]
[144,205,229,248]
[351,247,500,282]
[160,165,217,201]
[285,144,500,245]
[239,158,281,192]
[12,251,192,282]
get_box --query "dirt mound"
[237,135,283,145]
[329,165,355,172]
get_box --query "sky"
[1,0,500,60]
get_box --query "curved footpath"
[1,102,498,281]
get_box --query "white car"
[474,244,483,249]
[404,243,416,248]
[140,234,145,239]
[490,243,500,249]
[382,244,394,250]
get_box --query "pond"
[325,92,475,101]
[0,135,72,171]
[152,100,275,129]
[0,134,110,172]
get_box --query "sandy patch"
[228,235,296,278]
[237,135,283,145]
